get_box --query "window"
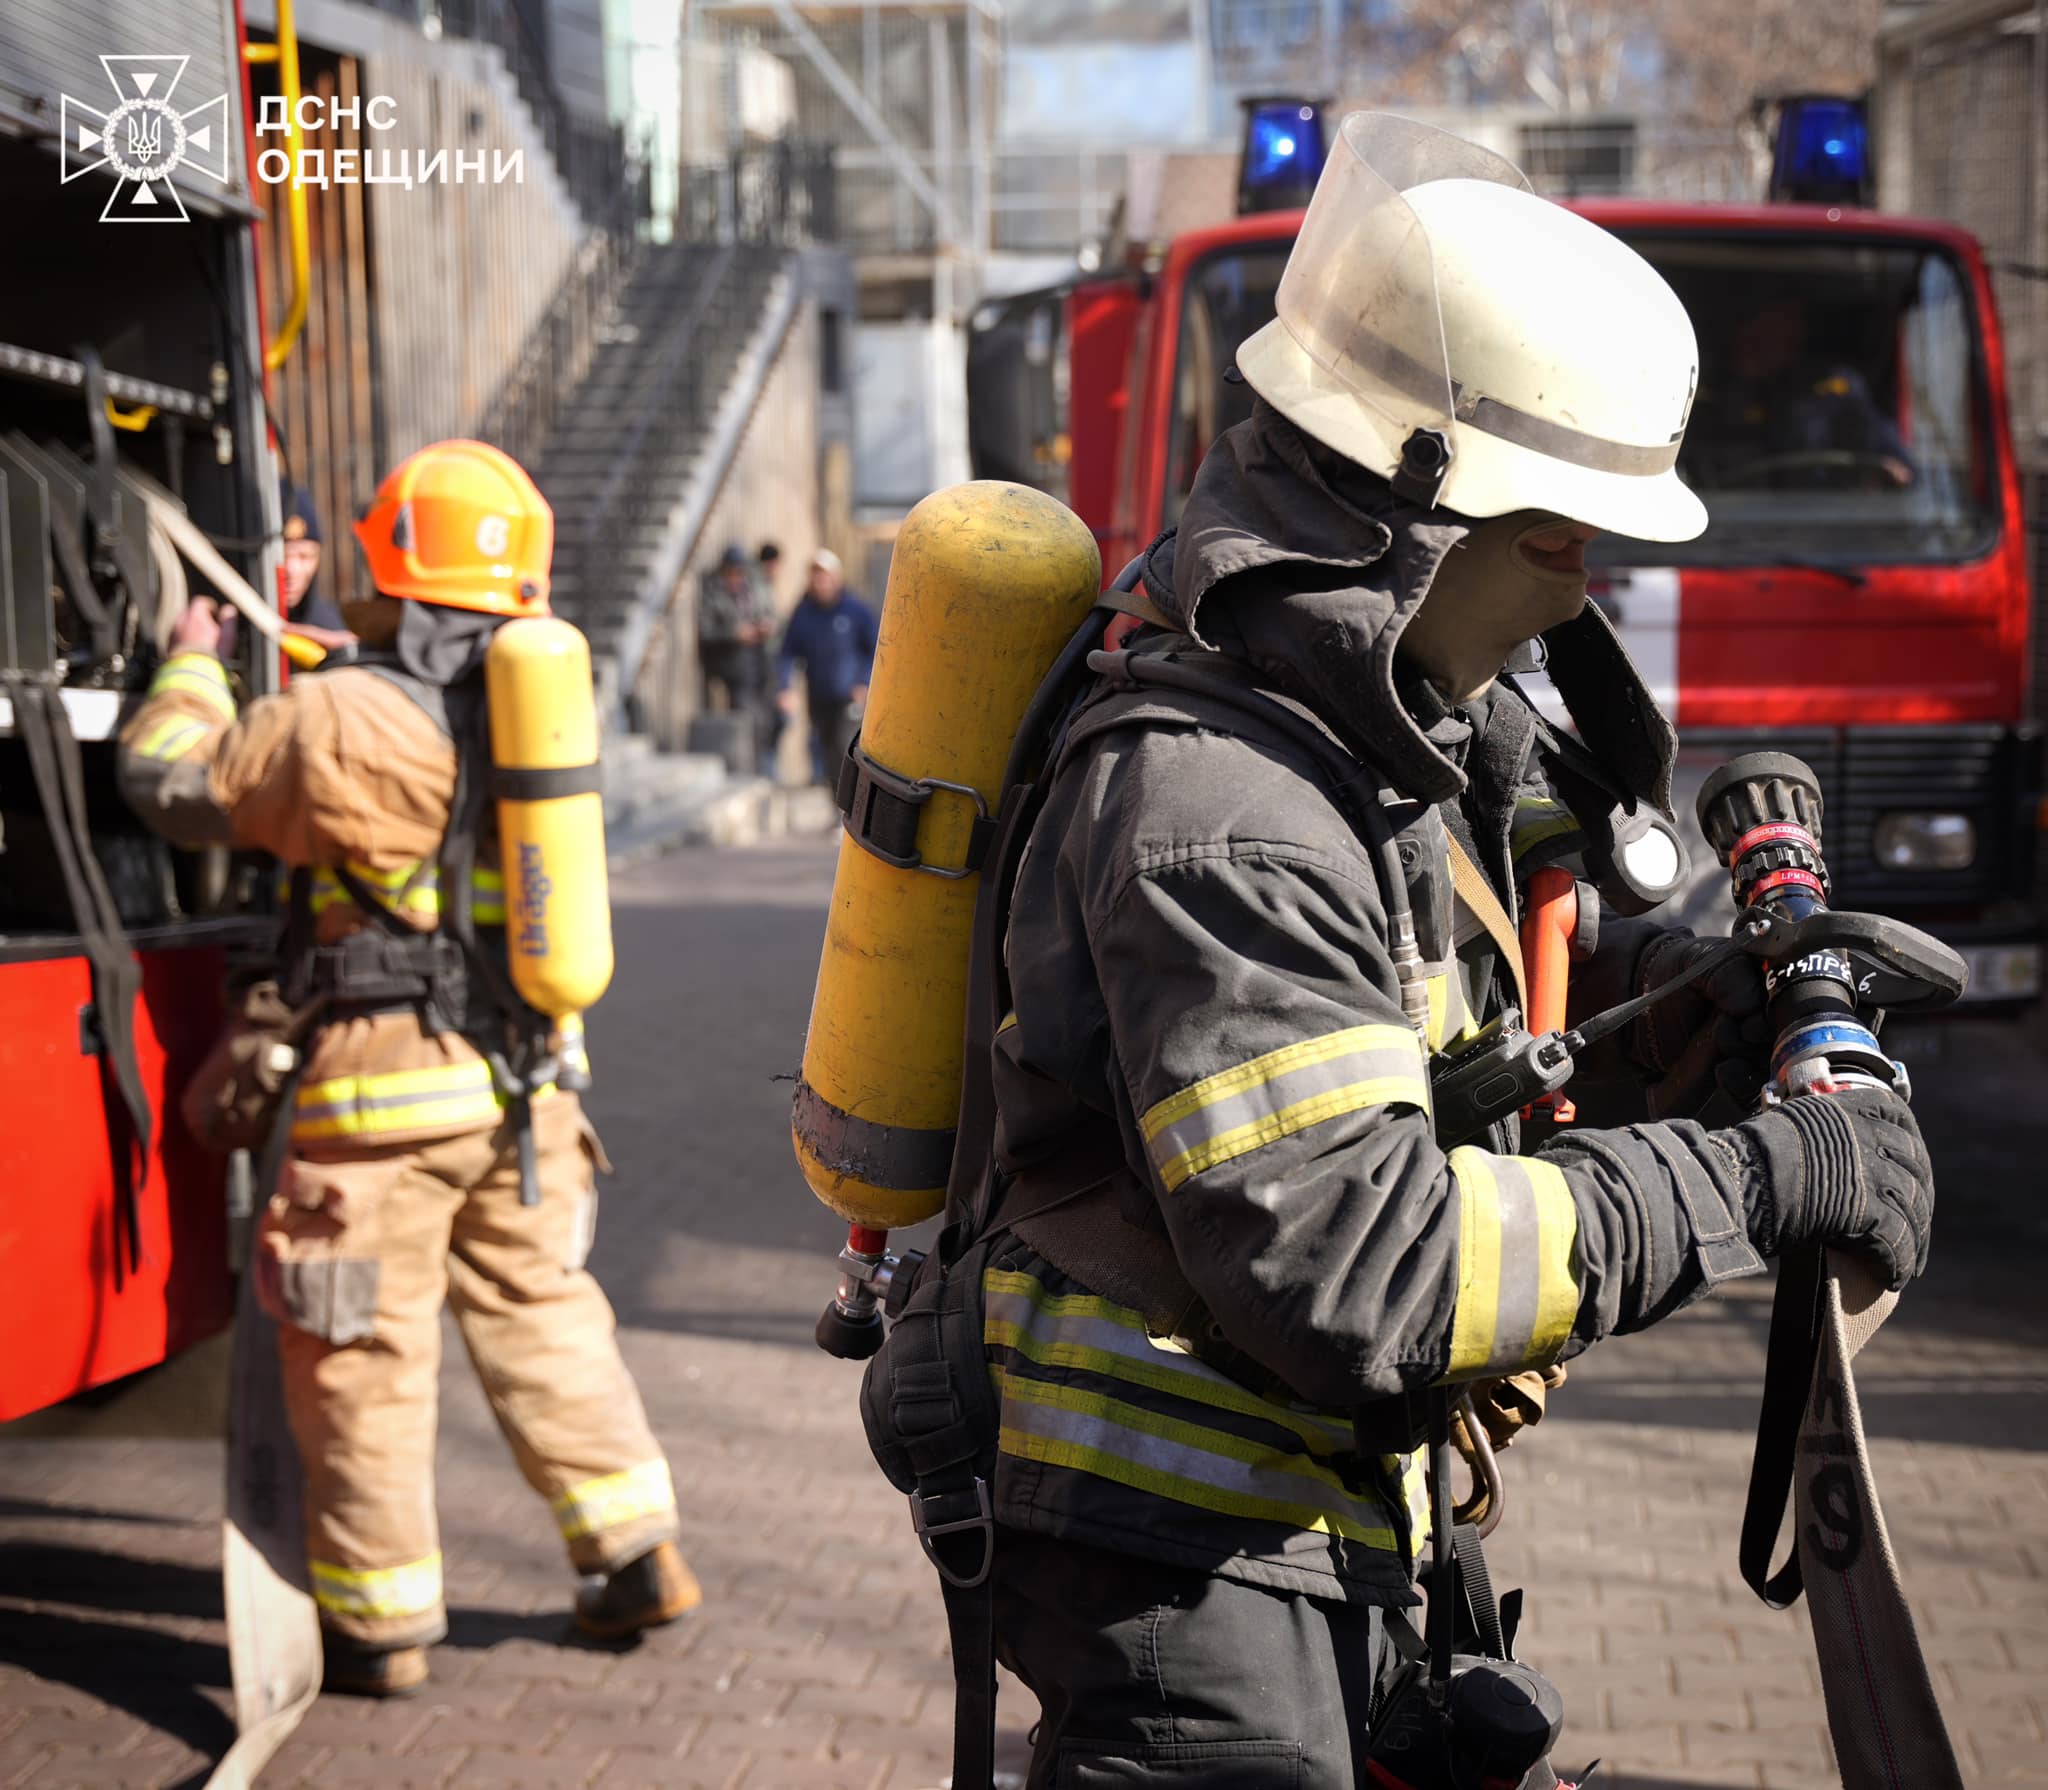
[1519,119,1635,197]
[1161,243,1290,527]
[1596,234,2000,568]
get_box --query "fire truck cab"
[969,121,2043,1016]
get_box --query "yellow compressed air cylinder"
[794,483,1102,1230]
[485,615,614,1018]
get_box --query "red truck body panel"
[0,938,237,1421]
[1075,199,2033,733]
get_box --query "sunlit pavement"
[1,836,2042,1788]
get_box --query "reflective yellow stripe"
[1424,968,1479,1054]
[1511,795,1581,861]
[300,862,507,925]
[134,714,210,763]
[992,1370,1405,1550]
[1444,1147,1581,1379]
[551,1460,676,1542]
[984,1267,1419,1560]
[1140,1025,1430,1194]
[309,1551,443,1620]
[982,1269,1356,1456]
[148,651,236,720]
[291,1061,553,1141]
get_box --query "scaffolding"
[693,0,1001,276]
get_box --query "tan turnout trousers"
[264,1093,675,1646]
[116,649,680,1649]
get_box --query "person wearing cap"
[278,481,356,653]
[698,542,771,706]
[952,115,1934,1783]
[117,441,693,1700]
[775,547,879,784]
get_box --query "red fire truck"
[970,119,2042,1015]
[0,0,289,1419]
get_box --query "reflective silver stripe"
[1141,1025,1429,1194]
[309,1551,443,1620]
[551,1460,676,1541]
[994,1370,1406,1550]
[291,1084,495,1123]
[1322,321,1684,478]
[1456,388,1683,477]
[1446,1148,1581,1378]
[982,1276,1356,1453]
[1492,1159,1544,1366]
[1147,1038,1422,1183]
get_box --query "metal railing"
[565,247,791,636]
[475,166,649,473]
[680,145,840,246]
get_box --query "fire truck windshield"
[1162,244,1289,527]
[1602,232,1999,568]
[1162,234,1997,570]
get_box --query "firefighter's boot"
[574,1541,702,1639]
[323,1636,430,1698]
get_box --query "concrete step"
[601,744,727,830]
[604,773,838,865]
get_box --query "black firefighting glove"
[1630,929,1771,1120]
[1724,1088,1935,1289]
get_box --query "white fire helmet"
[1234,113,1708,542]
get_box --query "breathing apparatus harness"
[280,652,575,1203]
[847,555,1603,1789]
[845,551,1969,1789]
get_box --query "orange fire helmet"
[352,439,553,616]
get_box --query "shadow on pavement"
[0,1601,234,1759]
[0,1495,205,1528]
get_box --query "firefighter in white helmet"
[916,116,1934,1784]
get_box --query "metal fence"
[475,167,649,477]
[680,145,840,246]
[697,3,994,253]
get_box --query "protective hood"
[1145,401,1473,804]
[1143,401,1677,814]
[394,594,502,688]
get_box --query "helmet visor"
[1273,113,1531,455]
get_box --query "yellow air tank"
[793,482,1102,1232]
[485,615,614,1023]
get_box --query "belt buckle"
[909,1477,994,1589]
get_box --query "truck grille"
[1681,725,2036,911]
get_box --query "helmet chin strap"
[1399,510,1591,701]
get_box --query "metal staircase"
[533,241,796,719]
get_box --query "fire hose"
[1698,754,1966,1790]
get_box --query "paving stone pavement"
[2,836,2044,1789]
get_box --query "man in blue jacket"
[776,547,879,783]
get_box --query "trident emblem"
[60,55,230,223]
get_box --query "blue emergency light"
[1768,95,1872,207]
[1238,98,1328,215]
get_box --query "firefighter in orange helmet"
[118,441,694,1696]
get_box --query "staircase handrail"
[475,167,648,475]
[574,243,743,570]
